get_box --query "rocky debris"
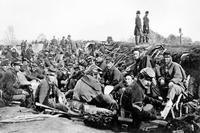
[84,111,115,129]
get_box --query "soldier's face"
[164,56,172,65]
[23,61,28,65]
[133,51,140,59]
[14,65,21,72]
[125,76,133,86]
[93,73,101,80]
[107,62,114,69]
[140,78,152,89]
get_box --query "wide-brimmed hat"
[136,10,140,14]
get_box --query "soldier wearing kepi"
[143,11,150,43]
[156,51,187,119]
[134,10,142,45]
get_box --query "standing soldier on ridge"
[134,11,142,45]
[143,11,150,43]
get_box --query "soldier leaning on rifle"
[121,68,158,128]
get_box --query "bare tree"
[2,25,18,46]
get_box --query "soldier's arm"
[170,64,183,84]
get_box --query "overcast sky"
[0,0,199,42]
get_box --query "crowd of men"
[0,34,190,128]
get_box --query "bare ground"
[0,106,113,133]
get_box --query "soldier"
[104,36,119,56]
[66,35,73,53]
[51,36,58,46]
[60,36,66,50]
[156,51,187,119]
[134,10,142,45]
[103,56,123,87]
[3,61,30,107]
[121,68,157,128]
[2,46,12,59]
[127,50,153,77]
[73,65,118,111]
[143,11,150,43]
[25,44,34,61]
[11,48,19,59]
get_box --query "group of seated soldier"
[0,38,191,129]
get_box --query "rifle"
[35,102,70,117]
[36,102,83,119]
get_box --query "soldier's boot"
[160,99,173,119]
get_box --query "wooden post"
[179,28,183,45]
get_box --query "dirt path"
[0,106,113,133]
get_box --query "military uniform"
[121,79,156,128]
[0,69,26,106]
[129,55,153,77]
[143,13,150,43]
[156,61,186,100]
[103,66,123,86]
[143,15,149,34]
[134,16,142,36]
[25,48,34,61]
[134,11,142,45]
[73,74,117,110]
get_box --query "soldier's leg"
[167,84,184,101]
[143,34,146,43]
[139,35,142,44]
[47,101,69,112]
[146,35,149,43]
[94,94,118,111]
[130,105,156,128]
[135,36,138,45]
[161,83,184,119]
